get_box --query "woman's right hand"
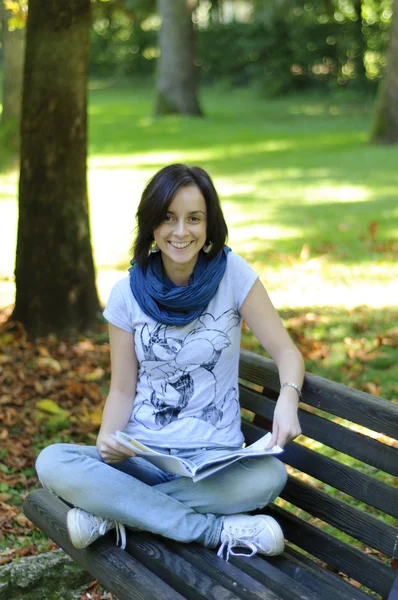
[97,325,138,464]
[97,431,136,464]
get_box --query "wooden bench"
[24,349,398,600]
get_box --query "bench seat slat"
[282,476,398,558]
[268,553,368,600]
[165,539,373,600]
[23,489,186,600]
[281,547,372,600]
[267,505,396,597]
[239,351,398,439]
[125,534,243,600]
[242,421,398,518]
[229,553,324,600]
[240,386,398,477]
[163,540,285,600]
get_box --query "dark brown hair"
[133,164,228,268]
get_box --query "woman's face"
[153,185,207,281]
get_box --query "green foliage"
[90,1,157,77]
[88,0,393,93]
[3,0,28,30]
[196,0,391,94]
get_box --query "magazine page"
[192,455,246,482]
[109,432,195,477]
[110,431,283,482]
[184,432,283,476]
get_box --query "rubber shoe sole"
[67,508,88,549]
[258,515,285,555]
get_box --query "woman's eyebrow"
[166,210,206,215]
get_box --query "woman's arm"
[240,278,304,448]
[97,323,138,463]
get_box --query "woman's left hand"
[266,393,302,449]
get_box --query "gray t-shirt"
[103,251,258,449]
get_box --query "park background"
[0,1,397,598]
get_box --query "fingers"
[265,425,279,449]
[271,405,302,448]
[275,426,302,449]
[97,436,136,464]
[266,422,301,449]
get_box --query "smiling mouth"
[169,241,192,249]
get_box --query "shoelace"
[114,522,126,550]
[217,531,258,561]
[91,516,127,550]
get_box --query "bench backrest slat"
[240,386,398,477]
[242,421,398,518]
[239,350,398,438]
[268,505,396,598]
[238,349,398,597]
[282,476,397,557]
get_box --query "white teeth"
[170,242,191,248]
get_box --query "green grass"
[88,83,397,297]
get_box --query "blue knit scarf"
[129,246,231,326]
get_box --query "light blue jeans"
[36,443,287,549]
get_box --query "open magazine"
[109,431,283,482]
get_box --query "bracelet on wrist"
[281,381,302,399]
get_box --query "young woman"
[36,164,304,560]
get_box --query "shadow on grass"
[225,194,397,266]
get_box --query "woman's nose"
[175,220,188,236]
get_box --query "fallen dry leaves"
[0,312,111,564]
[80,581,116,600]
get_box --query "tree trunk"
[12,0,100,337]
[154,0,202,116]
[209,0,222,24]
[370,0,398,143]
[1,6,26,124]
[353,0,366,83]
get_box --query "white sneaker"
[217,514,284,561]
[67,508,126,550]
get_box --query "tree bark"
[1,6,26,124]
[353,0,366,83]
[209,0,222,24]
[12,0,100,336]
[154,0,202,115]
[370,0,398,144]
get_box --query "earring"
[150,241,160,253]
[202,241,213,254]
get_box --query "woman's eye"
[164,215,173,222]
[190,216,200,222]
